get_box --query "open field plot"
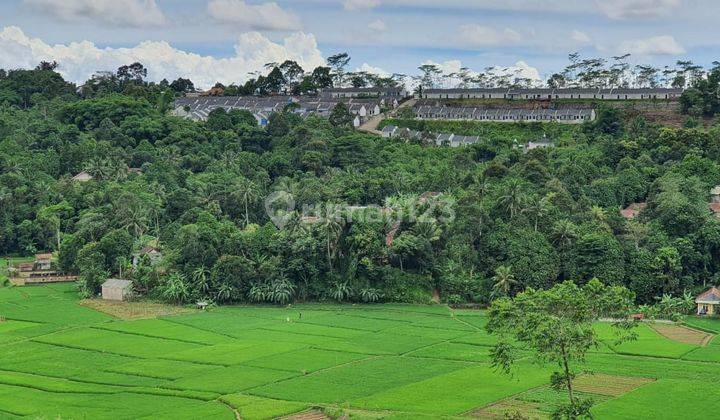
[80,299,199,319]
[2,283,720,418]
[648,323,713,346]
[220,394,309,419]
[591,379,720,419]
[595,322,699,358]
[684,316,720,333]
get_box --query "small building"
[695,287,720,315]
[132,246,163,268]
[524,139,554,153]
[72,171,93,182]
[102,279,134,301]
[34,253,53,271]
[381,125,398,138]
[620,202,647,219]
[18,262,34,272]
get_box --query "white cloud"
[616,35,685,55]
[570,30,591,44]
[595,0,680,20]
[368,19,388,32]
[0,26,326,89]
[207,0,301,31]
[343,0,381,11]
[458,24,522,47]
[22,0,166,27]
[356,63,389,76]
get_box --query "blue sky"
[0,0,718,87]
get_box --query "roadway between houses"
[358,98,417,135]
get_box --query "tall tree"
[487,280,636,418]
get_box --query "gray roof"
[424,88,509,94]
[102,278,133,289]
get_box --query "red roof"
[696,287,720,303]
[710,203,720,213]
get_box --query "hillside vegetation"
[2,68,720,307]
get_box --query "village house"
[381,125,398,138]
[132,246,163,268]
[620,202,647,219]
[414,105,594,124]
[695,287,720,315]
[522,138,554,153]
[34,253,52,271]
[102,279,134,301]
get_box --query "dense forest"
[1,63,720,308]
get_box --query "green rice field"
[1,283,719,419]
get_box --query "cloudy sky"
[0,0,718,88]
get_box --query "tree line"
[1,61,720,307]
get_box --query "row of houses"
[380,125,480,147]
[413,106,595,124]
[381,125,556,152]
[419,87,683,100]
[172,95,390,127]
[320,87,409,99]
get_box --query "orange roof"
[35,253,53,260]
[710,203,720,213]
[696,287,720,303]
[620,202,646,219]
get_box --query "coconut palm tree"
[551,219,578,248]
[320,214,344,272]
[497,179,528,218]
[235,178,261,227]
[492,265,518,297]
[551,219,578,281]
[522,193,555,231]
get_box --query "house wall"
[697,303,716,315]
[102,286,130,301]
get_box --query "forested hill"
[2,67,720,306]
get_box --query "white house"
[72,171,93,182]
[381,125,398,138]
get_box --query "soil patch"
[80,299,197,319]
[650,323,713,346]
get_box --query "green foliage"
[487,280,637,416]
[3,69,720,310]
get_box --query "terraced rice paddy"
[1,283,719,419]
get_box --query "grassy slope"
[1,283,720,418]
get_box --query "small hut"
[102,279,134,301]
[695,286,720,315]
[34,253,53,271]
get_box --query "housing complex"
[173,86,684,128]
[419,87,684,100]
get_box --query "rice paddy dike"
[1,283,720,419]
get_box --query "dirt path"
[358,98,417,135]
